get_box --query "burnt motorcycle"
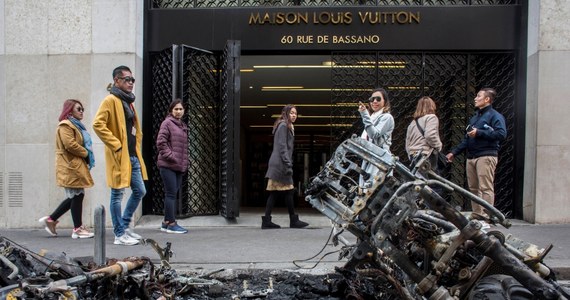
[305,135,569,300]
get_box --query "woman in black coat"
[262,104,309,229]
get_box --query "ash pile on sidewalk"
[0,229,401,299]
[0,236,399,299]
[184,268,400,300]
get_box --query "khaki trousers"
[466,156,498,217]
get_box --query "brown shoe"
[38,216,58,236]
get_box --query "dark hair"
[372,87,391,113]
[413,96,437,119]
[168,98,184,116]
[273,104,296,130]
[58,99,83,121]
[112,65,131,79]
[480,87,496,103]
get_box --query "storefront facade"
[1,1,569,228]
[143,1,527,219]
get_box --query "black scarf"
[111,85,137,156]
[110,86,135,120]
[110,85,135,103]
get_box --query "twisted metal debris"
[0,237,224,299]
[1,135,570,299]
[305,135,570,300]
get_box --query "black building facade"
[142,0,527,219]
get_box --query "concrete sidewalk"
[1,208,569,278]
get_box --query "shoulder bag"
[414,119,449,172]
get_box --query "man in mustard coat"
[93,65,148,246]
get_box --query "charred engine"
[305,135,569,300]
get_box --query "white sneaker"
[72,226,94,239]
[125,228,142,240]
[114,234,139,246]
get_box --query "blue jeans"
[110,156,146,237]
[159,167,183,223]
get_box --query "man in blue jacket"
[446,88,507,218]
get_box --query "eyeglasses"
[368,96,383,102]
[76,107,84,112]
[118,76,135,84]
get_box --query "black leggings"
[264,190,296,217]
[50,193,84,229]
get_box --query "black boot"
[289,214,309,228]
[261,216,281,229]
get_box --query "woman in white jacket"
[358,88,394,151]
[358,88,395,190]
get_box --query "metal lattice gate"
[146,43,240,217]
[331,52,517,217]
[219,41,241,218]
[148,47,174,216]
[180,45,219,216]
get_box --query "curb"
[553,267,570,281]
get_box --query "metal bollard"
[94,205,106,266]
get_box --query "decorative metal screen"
[147,45,223,217]
[149,47,175,216]
[180,45,220,215]
[151,0,518,8]
[331,52,517,217]
[219,41,241,218]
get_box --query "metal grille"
[152,0,193,8]
[0,173,3,207]
[8,172,23,208]
[331,52,517,217]
[148,46,222,217]
[196,0,239,7]
[149,47,174,215]
[423,54,469,208]
[468,54,517,216]
[219,41,241,218]
[330,52,377,146]
[181,46,220,216]
[151,0,518,8]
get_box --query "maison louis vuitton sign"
[147,6,519,51]
[248,11,421,25]
[248,10,419,46]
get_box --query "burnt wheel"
[468,274,534,300]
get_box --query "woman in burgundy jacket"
[156,99,189,234]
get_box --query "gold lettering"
[249,12,310,25]
[275,13,285,24]
[332,35,380,44]
[383,12,394,24]
[318,12,330,24]
[296,35,314,43]
[250,11,419,25]
[262,13,272,24]
[297,12,309,24]
[358,11,420,24]
[311,12,352,25]
[317,35,329,43]
[344,12,352,24]
[396,12,408,24]
[409,12,420,23]
[249,13,262,25]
